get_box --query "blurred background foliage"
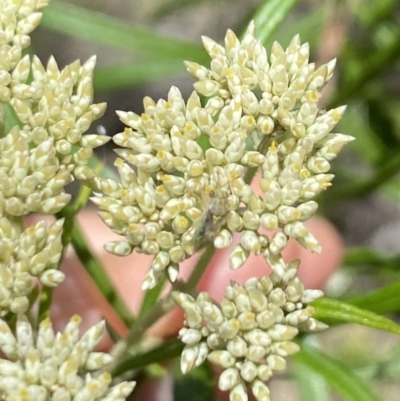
[30,0,400,399]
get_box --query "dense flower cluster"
[0,0,50,102]
[9,55,109,184]
[92,22,353,289]
[0,2,135,399]
[0,217,64,315]
[0,125,74,216]
[0,0,109,218]
[0,2,352,399]
[174,273,326,401]
[0,314,135,401]
[0,0,108,316]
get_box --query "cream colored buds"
[0,217,65,316]
[0,315,135,401]
[94,16,349,287]
[175,273,325,401]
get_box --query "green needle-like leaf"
[113,338,184,377]
[312,297,400,335]
[348,280,400,315]
[294,359,332,401]
[41,1,208,63]
[250,0,300,45]
[294,346,382,401]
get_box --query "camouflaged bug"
[193,166,237,251]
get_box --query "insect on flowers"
[193,165,242,251]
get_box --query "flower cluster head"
[0,0,111,319]
[0,314,135,401]
[0,0,50,102]
[0,0,109,218]
[0,217,64,315]
[93,22,353,289]
[174,272,326,401]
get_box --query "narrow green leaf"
[113,338,183,377]
[71,224,134,327]
[348,279,400,315]
[293,359,332,401]
[56,184,92,248]
[250,0,300,45]
[152,0,222,20]
[312,298,400,335]
[294,346,382,401]
[28,286,41,325]
[41,1,208,63]
[94,60,184,92]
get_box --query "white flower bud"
[229,245,249,270]
[247,345,265,362]
[105,240,132,256]
[208,350,235,368]
[219,367,240,391]
[219,319,240,340]
[214,229,233,249]
[268,324,298,341]
[181,344,207,374]
[252,380,271,401]
[180,328,202,345]
[267,354,286,371]
[226,336,247,358]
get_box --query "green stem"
[71,224,134,326]
[113,338,183,377]
[109,292,176,374]
[186,244,215,288]
[38,184,93,322]
[58,184,93,247]
[38,286,52,322]
[109,244,219,375]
